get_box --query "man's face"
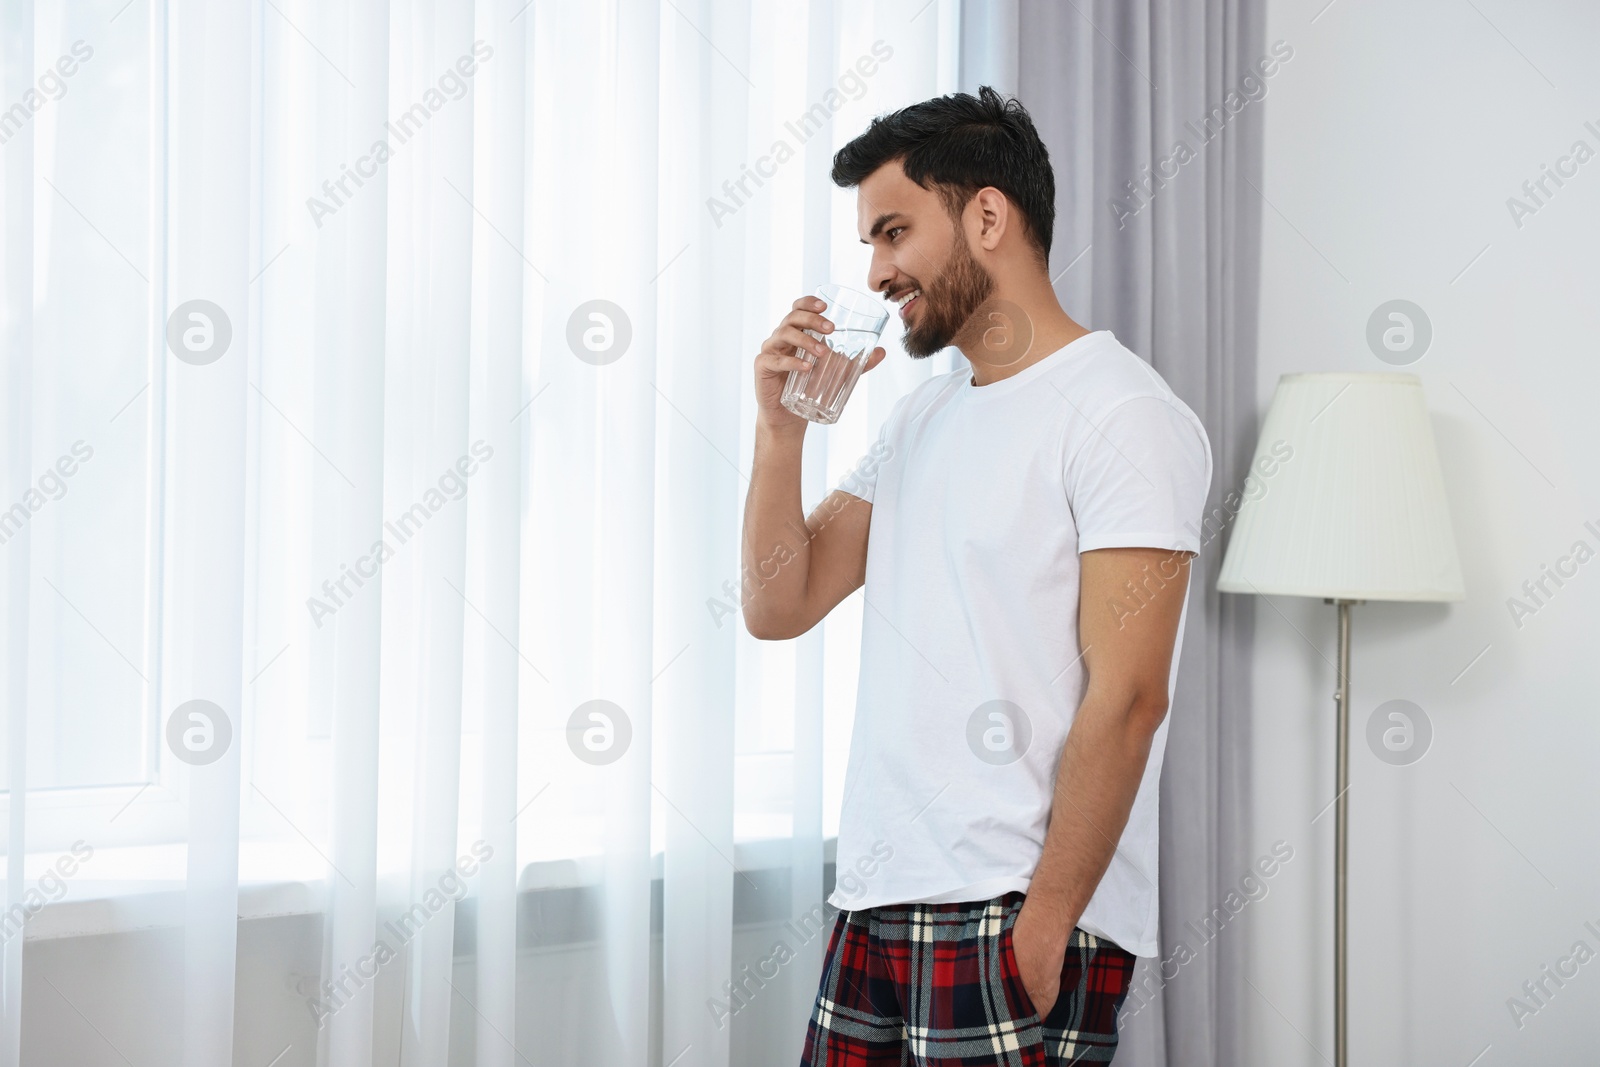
[857,160,995,359]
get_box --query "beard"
[900,228,996,359]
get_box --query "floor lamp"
[1216,373,1465,1067]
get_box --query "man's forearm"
[741,420,813,635]
[1022,695,1166,942]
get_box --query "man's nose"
[868,256,898,295]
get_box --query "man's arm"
[741,294,886,641]
[740,420,874,640]
[1010,544,1193,1017]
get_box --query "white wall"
[1247,1,1600,1064]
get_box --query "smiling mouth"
[893,288,922,319]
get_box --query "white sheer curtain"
[1,3,36,1065]
[0,2,979,1065]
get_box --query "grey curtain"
[984,2,1267,1064]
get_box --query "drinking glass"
[780,283,890,425]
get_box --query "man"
[742,86,1211,1065]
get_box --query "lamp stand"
[1326,597,1361,1067]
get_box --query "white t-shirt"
[826,329,1212,958]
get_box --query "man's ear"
[971,187,1009,253]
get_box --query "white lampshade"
[1217,373,1465,602]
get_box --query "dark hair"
[831,86,1055,265]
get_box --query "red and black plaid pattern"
[799,890,1136,1066]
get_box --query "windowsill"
[20,834,841,942]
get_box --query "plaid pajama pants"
[799,890,1136,1066]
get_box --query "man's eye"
[888,226,905,241]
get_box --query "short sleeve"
[1065,395,1212,554]
[833,391,911,504]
